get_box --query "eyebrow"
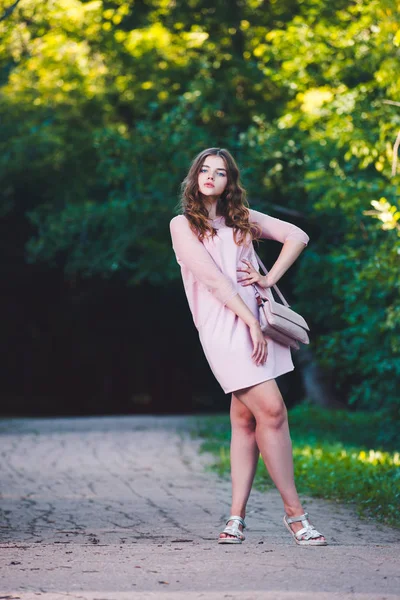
[202,164,227,172]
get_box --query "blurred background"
[0,0,399,445]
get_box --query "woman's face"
[198,155,228,198]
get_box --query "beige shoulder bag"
[252,251,310,350]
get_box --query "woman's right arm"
[170,216,267,365]
[225,293,267,365]
[170,215,238,305]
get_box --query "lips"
[204,183,215,188]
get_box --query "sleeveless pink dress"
[169,208,309,394]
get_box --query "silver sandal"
[283,512,327,546]
[218,515,246,544]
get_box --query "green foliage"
[192,406,400,527]
[236,0,400,415]
[0,0,399,420]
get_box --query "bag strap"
[253,250,291,308]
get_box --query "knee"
[257,397,287,430]
[231,411,256,434]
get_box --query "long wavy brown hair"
[177,148,262,245]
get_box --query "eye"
[200,168,207,173]
[218,172,226,177]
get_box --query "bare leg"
[235,379,325,542]
[219,393,259,540]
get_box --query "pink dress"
[169,208,309,394]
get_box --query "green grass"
[191,405,400,528]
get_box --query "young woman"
[169,148,326,546]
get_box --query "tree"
[0,0,399,432]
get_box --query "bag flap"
[265,296,310,331]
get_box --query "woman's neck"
[204,197,219,219]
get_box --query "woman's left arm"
[246,208,309,287]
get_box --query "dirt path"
[0,415,398,600]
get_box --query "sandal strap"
[226,515,246,529]
[222,525,245,539]
[294,525,323,541]
[285,512,309,525]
